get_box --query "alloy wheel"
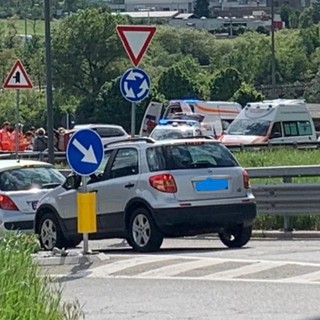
[132,213,151,247]
[40,218,57,250]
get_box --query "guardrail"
[58,165,320,232]
[1,140,320,163]
[247,165,320,231]
[2,149,319,231]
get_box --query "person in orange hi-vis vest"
[10,123,25,152]
[0,121,12,151]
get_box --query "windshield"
[227,119,271,136]
[0,166,65,191]
[147,142,238,171]
[150,128,201,140]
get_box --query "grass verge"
[0,232,84,320]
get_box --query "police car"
[149,119,204,140]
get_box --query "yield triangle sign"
[116,25,156,66]
[3,59,33,89]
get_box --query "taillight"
[0,194,19,210]
[149,174,177,193]
[243,170,251,189]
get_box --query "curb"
[33,252,109,266]
[252,230,320,240]
[192,231,320,240]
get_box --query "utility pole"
[271,0,276,97]
[44,0,55,164]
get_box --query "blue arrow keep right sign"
[120,67,150,103]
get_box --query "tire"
[38,212,66,251]
[128,207,163,252]
[219,225,252,248]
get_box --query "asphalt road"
[41,237,320,320]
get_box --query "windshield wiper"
[190,160,215,168]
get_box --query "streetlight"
[270,0,276,96]
[44,0,54,163]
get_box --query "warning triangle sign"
[116,25,156,66]
[3,59,33,89]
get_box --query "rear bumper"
[152,202,256,237]
[0,211,34,232]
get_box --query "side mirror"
[63,173,81,190]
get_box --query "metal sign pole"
[81,176,89,254]
[15,89,20,160]
[131,102,136,138]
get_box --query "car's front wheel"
[38,212,66,251]
[219,225,252,248]
[128,207,163,252]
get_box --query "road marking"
[203,261,285,280]
[89,255,177,278]
[136,258,226,278]
[281,270,320,283]
[45,254,320,285]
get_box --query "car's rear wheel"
[38,212,66,251]
[128,207,163,252]
[219,225,252,248]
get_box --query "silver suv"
[35,138,256,252]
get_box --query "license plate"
[194,178,228,192]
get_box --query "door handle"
[124,183,135,189]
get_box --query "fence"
[1,140,320,163]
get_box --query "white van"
[139,100,241,138]
[219,99,317,145]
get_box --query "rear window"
[0,166,65,191]
[146,142,238,171]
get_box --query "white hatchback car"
[0,160,65,233]
[72,124,130,145]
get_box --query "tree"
[193,0,210,18]
[157,59,203,100]
[280,3,292,28]
[299,7,314,28]
[52,9,128,97]
[209,68,242,101]
[75,77,152,133]
[312,0,320,24]
[232,83,264,107]
[304,67,320,102]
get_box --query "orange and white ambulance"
[219,99,317,145]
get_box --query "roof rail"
[104,137,155,148]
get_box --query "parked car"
[0,160,66,233]
[35,138,256,252]
[64,124,130,148]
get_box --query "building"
[104,0,312,16]
[104,0,194,12]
